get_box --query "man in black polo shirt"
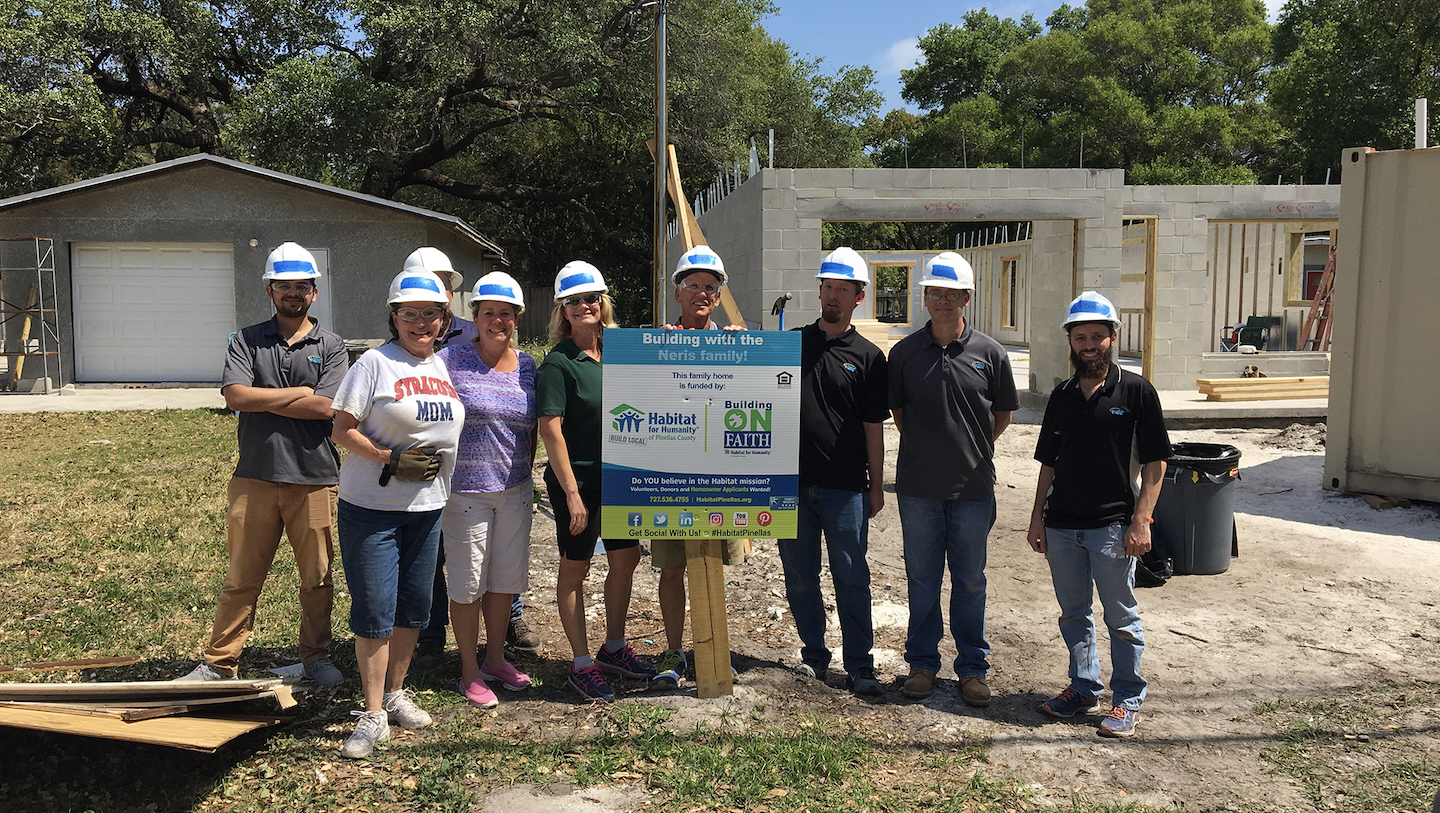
[779,247,888,697]
[178,242,348,686]
[889,252,1019,706]
[1027,291,1169,738]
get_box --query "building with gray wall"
[0,155,505,385]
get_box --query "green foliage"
[881,0,1279,181]
[1271,0,1440,178]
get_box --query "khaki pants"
[203,477,337,673]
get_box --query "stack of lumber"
[0,656,298,752]
[1196,376,1329,402]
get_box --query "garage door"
[71,243,236,382]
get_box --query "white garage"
[71,242,236,382]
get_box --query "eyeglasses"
[563,293,603,308]
[681,282,719,295]
[269,281,315,294]
[924,288,965,303]
[393,306,447,322]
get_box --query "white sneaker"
[381,688,433,729]
[340,710,390,759]
[174,662,230,682]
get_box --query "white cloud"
[1263,0,1286,20]
[877,37,922,76]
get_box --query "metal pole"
[652,2,668,327]
[1417,98,1429,149]
[768,128,774,168]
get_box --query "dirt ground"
[452,419,1440,811]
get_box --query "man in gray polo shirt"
[179,242,349,686]
[888,251,1019,706]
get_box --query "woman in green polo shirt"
[536,262,658,702]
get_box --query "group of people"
[176,235,1169,758]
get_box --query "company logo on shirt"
[308,355,322,364]
[971,361,988,372]
[842,362,857,373]
[1109,407,1128,416]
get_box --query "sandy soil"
[460,421,1440,811]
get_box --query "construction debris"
[1196,376,1329,401]
[0,662,300,752]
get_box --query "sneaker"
[960,675,991,707]
[597,643,658,680]
[569,664,616,702]
[174,662,230,682]
[506,616,542,654]
[1098,706,1139,738]
[340,710,390,759]
[902,668,936,699]
[1041,687,1102,719]
[412,639,444,673]
[302,657,344,687]
[792,659,828,682]
[847,668,883,697]
[480,660,532,691]
[459,676,499,709]
[381,688,433,729]
[652,649,687,689]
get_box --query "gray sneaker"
[381,688,433,729]
[340,710,390,759]
[175,662,230,682]
[302,657,344,687]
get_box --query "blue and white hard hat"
[403,246,463,292]
[553,261,608,300]
[263,242,320,281]
[817,247,870,287]
[920,252,975,290]
[672,245,727,287]
[387,269,451,305]
[1063,291,1121,330]
[471,271,525,312]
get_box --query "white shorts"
[440,482,533,603]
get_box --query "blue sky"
[758,0,1287,113]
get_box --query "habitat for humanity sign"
[601,328,800,539]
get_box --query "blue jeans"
[337,500,441,639]
[418,542,525,644]
[898,494,995,676]
[1044,524,1147,709]
[777,487,874,675]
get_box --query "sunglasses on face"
[563,293,603,308]
[269,281,315,294]
[394,306,447,322]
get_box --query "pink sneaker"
[459,676,498,709]
[480,660,532,691]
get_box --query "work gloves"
[378,447,442,486]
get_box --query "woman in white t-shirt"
[330,267,463,760]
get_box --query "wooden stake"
[685,538,733,698]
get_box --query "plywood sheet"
[0,706,287,752]
[0,679,284,703]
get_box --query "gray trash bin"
[1153,442,1241,576]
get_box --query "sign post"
[601,328,800,696]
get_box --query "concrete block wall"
[665,175,765,327]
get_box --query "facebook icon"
[627,512,643,527]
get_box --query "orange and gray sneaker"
[1098,705,1139,737]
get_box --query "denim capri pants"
[337,499,442,639]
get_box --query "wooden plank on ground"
[685,538,733,699]
[0,678,285,703]
[0,656,142,675]
[1197,376,1329,401]
[0,707,288,752]
[1204,389,1329,402]
[0,701,191,722]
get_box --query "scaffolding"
[1,238,62,393]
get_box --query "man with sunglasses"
[179,242,349,686]
[888,251,1019,706]
[651,245,747,689]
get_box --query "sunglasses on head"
[563,293,603,308]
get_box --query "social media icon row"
[626,511,771,528]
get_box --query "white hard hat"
[387,270,451,305]
[817,247,870,287]
[263,242,320,281]
[404,247,463,292]
[672,245,727,286]
[920,252,975,290]
[554,261,608,300]
[1063,291,1121,330]
[471,271,525,311]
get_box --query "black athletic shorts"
[545,470,638,561]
